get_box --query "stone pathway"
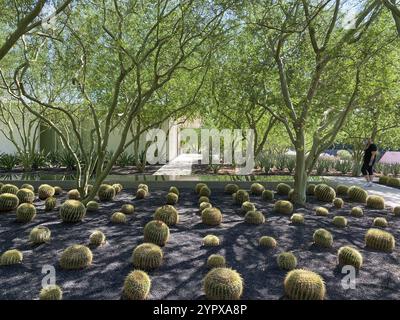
[153,153,202,176]
[324,176,400,207]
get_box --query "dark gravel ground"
[0,186,399,300]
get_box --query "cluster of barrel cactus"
[373,217,388,228]
[332,198,344,209]
[59,200,86,222]
[16,188,35,204]
[336,184,349,196]
[86,200,99,212]
[233,189,249,205]
[244,210,265,225]
[274,200,293,214]
[314,184,336,202]
[365,229,395,252]
[276,183,291,196]
[39,285,63,300]
[202,207,223,226]
[98,184,116,201]
[277,252,297,270]
[132,243,163,270]
[67,189,81,200]
[350,206,363,217]
[199,201,212,214]
[290,213,304,224]
[332,216,347,228]
[337,246,363,269]
[166,192,179,205]
[136,183,149,199]
[45,197,57,211]
[38,184,55,200]
[111,212,127,224]
[366,195,385,209]
[59,244,93,269]
[347,186,368,203]
[241,201,255,214]
[0,193,19,211]
[121,204,135,215]
[306,184,316,195]
[313,229,333,248]
[203,268,243,300]
[89,230,106,247]
[16,203,36,222]
[207,254,226,268]
[202,235,220,246]
[261,190,274,201]
[154,205,179,226]
[315,207,329,216]
[29,226,51,244]
[123,270,151,300]
[284,269,326,300]
[224,183,239,195]
[143,220,170,246]
[250,183,264,195]
[259,236,277,248]
[0,249,23,265]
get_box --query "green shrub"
[337,246,363,269]
[202,235,220,246]
[132,243,163,270]
[39,285,63,300]
[111,212,127,224]
[0,193,19,212]
[284,269,326,300]
[276,183,291,196]
[274,200,293,215]
[16,188,35,204]
[224,184,239,195]
[144,220,170,246]
[45,197,57,211]
[259,236,277,248]
[166,192,178,205]
[290,213,304,224]
[89,230,106,247]
[199,202,212,213]
[366,195,385,209]
[350,206,363,217]
[347,186,368,203]
[38,184,55,200]
[244,211,265,225]
[365,228,395,252]
[169,186,179,196]
[387,177,400,187]
[306,184,316,196]
[233,190,249,205]
[393,206,400,216]
[54,186,63,195]
[333,198,344,209]
[241,201,255,214]
[29,226,51,244]
[207,254,226,268]
[313,228,333,248]
[315,207,329,216]
[1,184,19,195]
[59,244,93,269]
[199,186,211,197]
[195,183,207,194]
[0,249,23,266]
[314,184,336,202]
[123,270,151,300]
[98,184,116,201]
[21,183,34,192]
[86,201,99,212]
[332,216,347,228]
[136,188,147,199]
[336,185,349,196]
[250,183,264,195]
[16,203,36,222]
[59,200,86,222]
[67,189,81,200]
[121,204,135,215]
[112,183,123,194]
[202,208,223,226]
[261,190,274,201]
[337,149,352,160]
[203,268,243,300]
[373,217,388,228]
[277,252,297,271]
[198,196,210,204]
[154,205,179,226]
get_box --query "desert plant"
[195,183,207,194]
[207,254,226,268]
[16,188,35,204]
[306,184,316,196]
[203,235,220,246]
[59,245,93,269]
[284,269,326,300]
[259,236,277,248]
[136,188,147,199]
[366,195,385,209]
[379,176,389,185]
[0,249,23,265]
[121,204,135,215]
[89,230,106,247]
[16,203,36,222]
[111,212,127,224]
[250,183,264,195]
[393,206,400,216]
[373,217,388,228]
[274,200,293,215]
[224,183,239,195]
[39,285,63,300]
[86,201,99,212]
[332,198,344,209]
[241,201,255,214]
[169,186,179,196]
[332,216,347,228]
[166,192,178,205]
[98,184,116,202]
[202,208,223,226]
[59,200,86,223]
[112,183,123,194]
[38,184,55,200]
[337,246,363,269]
[0,193,19,211]
[336,185,349,196]
[143,220,170,246]
[123,270,151,300]
[1,184,19,194]
[347,186,368,203]
[351,206,364,217]
[154,205,179,226]
[288,189,295,202]
[314,184,336,203]
[244,210,265,225]
[387,177,400,187]
[54,186,63,195]
[315,207,329,216]
[199,202,212,213]
[0,154,19,170]
[365,228,395,252]
[277,252,297,271]
[291,213,304,224]
[29,225,51,244]
[67,189,81,200]
[58,150,76,170]
[45,197,57,211]
[138,184,149,193]
[313,229,333,248]
[276,183,291,196]
[261,190,274,201]
[233,189,249,205]
[199,186,211,197]
[199,196,210,204]
[203,268,243,300]
[131,243,163,270]
[337,149,352,160]
[334,159,352,174]
[21,183,34,192]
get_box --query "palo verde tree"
[1,0,231,203]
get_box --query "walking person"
[361,138,378,187]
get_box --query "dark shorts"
[361,162,374,175]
